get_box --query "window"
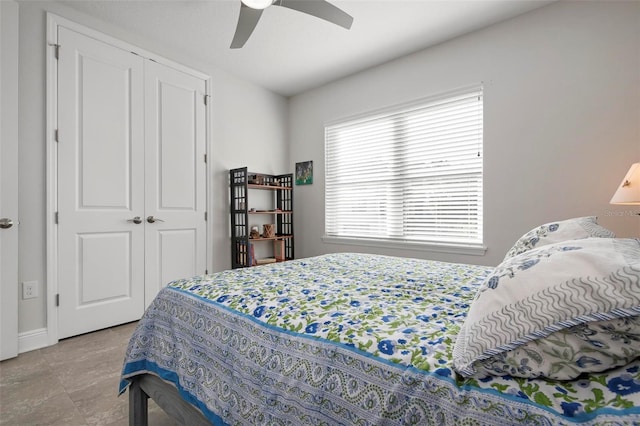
[324,86,483,251]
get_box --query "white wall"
[13,0,640,343]
[16,1,289,335]
[289,1,640,267]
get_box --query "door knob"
[127,216,142,224]
[146,216,165,223]
[0,218,14,229]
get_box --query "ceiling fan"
[231,0,354,49]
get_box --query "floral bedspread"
[120,253,640,425]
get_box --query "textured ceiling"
[56,0,554,96]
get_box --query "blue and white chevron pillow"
[503,216,615,261]
[453,238,640,379]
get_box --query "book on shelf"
[237,241,256,266]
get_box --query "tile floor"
[0,322,176,425]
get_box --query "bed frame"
[128,374,211,426]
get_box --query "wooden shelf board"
[248,235,293,241]
[248,210,292,214]
[247,184,292,191]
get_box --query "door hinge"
[204,154,207,163]
[54,129,59,142]
[204,94,209,106]
[55,294,60,307]
[49,43,60,59]
[204,211,208,221]
[55,211,59,224]
[205,269,208,275]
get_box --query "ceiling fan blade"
[277,0,353,30]
[230,3,264,49]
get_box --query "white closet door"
[144,61,207,306]
[57,27,145,338]
[0,0,19,360]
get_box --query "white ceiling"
[56,0,554,96]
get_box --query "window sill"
[321,236,487,256]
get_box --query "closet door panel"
[79,57,132,207]
[144,61,207,306]
[158,82,197,209]
[57,27,145,339]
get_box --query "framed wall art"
[295,161,313,185]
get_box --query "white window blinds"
[325,87,483,247]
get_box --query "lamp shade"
[611,162,640,205]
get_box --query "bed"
[120,219,640,425]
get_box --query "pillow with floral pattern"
[503,216,615,261]
[471,316,640,380]
[453,237,640,379]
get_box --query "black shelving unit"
[229,167,294,268]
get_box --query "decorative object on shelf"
[296,161,313,185]
[248,174,264,185]
[611,162,640,207]
[273,239,285,261]
[263,224,275,238]
[250,226,260,239]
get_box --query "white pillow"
[453,238,640,379]
[503,216,615,261]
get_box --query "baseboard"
[18,328,49,354]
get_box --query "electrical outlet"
[22,281,38,300]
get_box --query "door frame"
[1,0,20,360]
[46,13,213,346]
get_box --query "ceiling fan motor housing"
[241,0,275,10]
[232,0,353,49]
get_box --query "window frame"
[323,85,486,256]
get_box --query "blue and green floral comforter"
[120,253,640,425]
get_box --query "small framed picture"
[295,161,313,185]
